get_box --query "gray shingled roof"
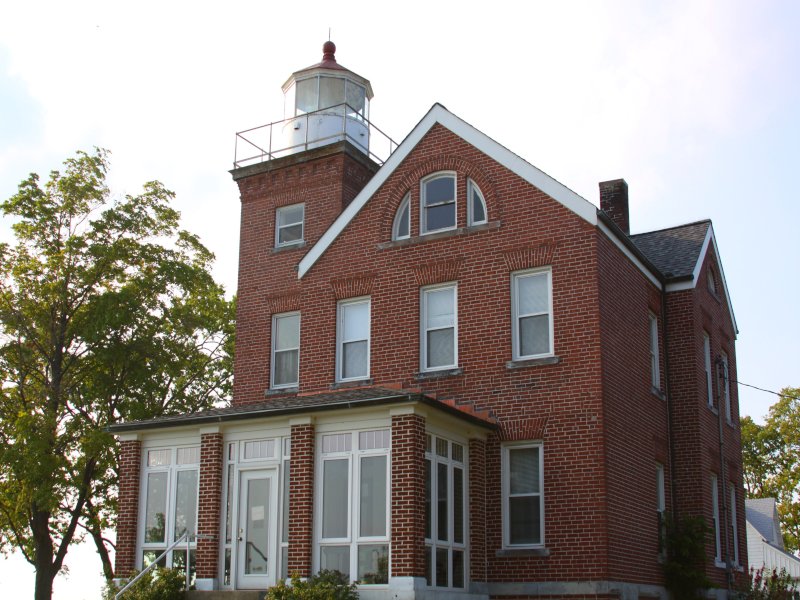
[746,497,783,547]
[109,386,496,433]
[630,220,710,281]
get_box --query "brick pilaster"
[196,432,223,581]
[288,422,315,577]
[115,438,141,577]
[468,438,486,583]
[390,413,426,577]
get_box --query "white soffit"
[298,104,598,278]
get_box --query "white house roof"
[747,498,783,547]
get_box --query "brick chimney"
[599,179,630,234]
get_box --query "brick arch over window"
[380,154,499,240]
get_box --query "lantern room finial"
[322,40,337,64]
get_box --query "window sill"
[714,560,726,569]
[378,220,501,249]
[708,405,719,415]
[496,547,550,558]
[272,241,306,254]
[506,356,560,370]
[651,387,666,400]
[415,367,463,381]
[265,387,298,397]
[330,378,374,390]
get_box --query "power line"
[731,379,799,401]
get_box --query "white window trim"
[392,194,411,241]
[704,333,714,408]
[420,172,457,235]
[336,297,371,382]
[467,178,487,226]
[711,474,722,564]
[275,203,305,247]
[271,312,300,390]
[424,434,468,589]
[501,442,545,549]
[511,268,554,361]
[420,283,458,372]
[650,313,661,390]
[138,445,200,571]
[314,430,391,585]
[729,483,739,566]
[721,352,731,423]
[656,462,666,556]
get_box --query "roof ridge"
[630,219,711,238]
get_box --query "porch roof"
[108,386,498,434]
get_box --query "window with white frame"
[711,474,721,563]
[317,430,390,584]
[140,446,200,581]
[337,298,370,382]
[729,482,739,566]
[271,313,300,389]
[421,284,458,371]
[502,443,544,548]
[649,313,661,390]
[421,173,456,234]
[424,434,466,589]
[467,179,487,226]
[512,269,553,360]
[656,463,666,555]
[392,194,410,240]
[275,203,304,247]
[721,352,731,423]
[704,332,714,408]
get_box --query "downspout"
[660,290,677,519]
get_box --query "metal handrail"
[233,103,398,169]
[114,532,215,600]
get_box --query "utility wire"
[731,379,799,401]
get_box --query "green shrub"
[662,514,712,600]
[738,567,800,599]
[266,570,358,600]
[103,567,185,600]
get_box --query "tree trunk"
[85,502,115,582]
[31,509,55,600]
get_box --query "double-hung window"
[649,314,661,390]
[704,332,713,407]
[272,313,300,389]
[337,298,370,381]
[141,446,200,580]
[275,203,304,247]
[424,435,466,589]
[721,352,731,423]
[421,284,457,371]
[711,474,721,564]
[502,443,544,548]
[729,483,739,566]
[421,173,456,234]
[512,269,553,360]
[317,430,390,584]
[656,463,666,555]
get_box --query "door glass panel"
[174,470,198,539]
[322,459,349,538]
[360,456,387,537]
[437,463,448,541]
[144,472,168,543]
[245,478,270,574]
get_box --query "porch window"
[424,434,466,589]
[317,430,390,584]
[140,446,200,582]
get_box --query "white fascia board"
[597,221,662,289]
[298,104,598,278]
[664,225,738,336]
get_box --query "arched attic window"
[392,193,410,240]
[467,179,487,226]
[707,267,718,295]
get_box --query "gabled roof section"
[631,221,738,334]
[298,103,598,278]
[746,498,783,548]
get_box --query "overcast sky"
[1,1,799,597]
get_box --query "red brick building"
[111,42,745,599]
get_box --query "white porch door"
[236,469,277,589]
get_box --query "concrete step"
[186,592,266,600]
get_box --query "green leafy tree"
[741,387,800,553]
[0,149,234,600]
